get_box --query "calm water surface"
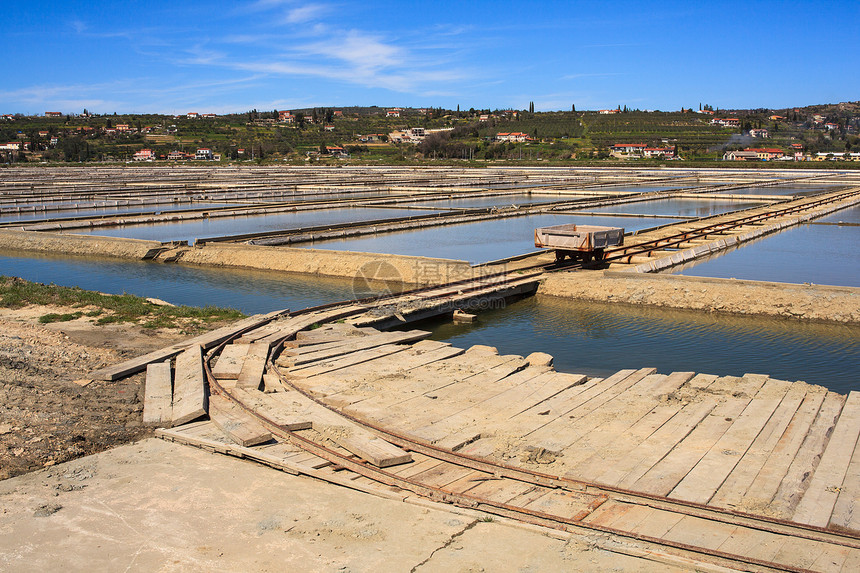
[70,207,440,244]
[407,193,590,209]
[426,295,860,394]
[670,214,860,287]
[0,202,247,224]
[582,198,762,218]
[0,251,355,313]
[305,213,678,264]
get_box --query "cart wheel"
[555,251,566,262]
[581,252,593,263]
[594,249,605,261]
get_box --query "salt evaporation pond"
[581,197,762,218]
[69,207,441,244]
[304,213,677,264]
[668,206,860,287]
[0,202,248,224]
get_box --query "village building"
[187,112,199,119]
[495,132,532,143]
[358,134,387,143]
[749,128,769,138]
[386,109,401,118]
[325,146,347,158]
[278,111,294,123]
[723,147,785,161]
[599,109,620,115]
[195,148,214,160]
[710,117,741,128]
[132,149,155,161]
[44,112,63,118]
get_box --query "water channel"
[1,250,856,393]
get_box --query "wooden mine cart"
[534,223,624,262]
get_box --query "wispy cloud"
[284,3,329,24]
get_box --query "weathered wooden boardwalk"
[139,311,860,572]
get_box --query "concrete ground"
[0,438,682,572]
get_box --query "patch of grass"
[1,276,245,331]
[38,312,83,323]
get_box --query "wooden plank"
[228,387,312,431]
[526,368,659,450]
[367,355,533,429]
[279,330,430,367]
[717,530,787,564]
[742,387,827,506]
[143,361,173,426]
[708,381,807,509]
[281,328,420,359]
[793,391,860,528]
[338,432,412,468]
[660,514,739,551]
[292,344,464,400]
[208,394,272,447]
[549,372,694,469]
[262,387,412,468]
[262,373,284,393]
[771,391,845,516]
[569,401,691,483]
[409,369,567,445]
[171,345,208,427]
[287,344,410,378]
[210,343,249,380]
[831,427,860,532]
[89,310,284,380]
[668,378,792,505]
[628,375,767,496]
[235,341,269,390]
[596,399,718,489]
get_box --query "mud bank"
[0,229,476,285]
[0,229,162,259]
[539,272,860,324]
[173,243,475,285]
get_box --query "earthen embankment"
[0,229,162,259]
[539,271,860,323]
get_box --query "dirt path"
[0,305,231,480]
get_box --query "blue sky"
[2,1,857,115]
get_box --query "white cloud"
[284,4,329,24]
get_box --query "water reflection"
[69,207,441,244]
[426,295,860,393]
[669,218,859,287]
[304,213,678,264]
[0,250,356,313]
[583,198,762,217]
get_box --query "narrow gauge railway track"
[600,187,860,265]
[188,304,860,573]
